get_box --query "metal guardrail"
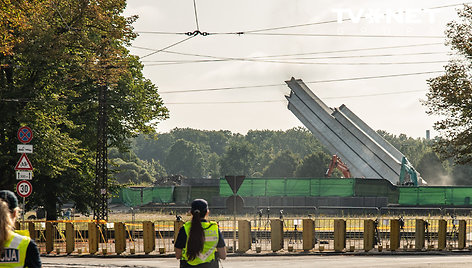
[17,216,472,255]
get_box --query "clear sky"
[123,0,467,138]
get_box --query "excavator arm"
[325,155,352,178]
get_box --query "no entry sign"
[17,126,33,144]
[16,180,32,198]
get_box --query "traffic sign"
[16,171,32,180]
[16,180,32,198]
[17,126,33,144]
[15,154,33,171]
[225,175,245,194]
[17,144,33,154]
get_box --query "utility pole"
[93,85,108,222]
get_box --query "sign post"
[16,180,32,225]
[16,126,33,228]
[225,175,245,253]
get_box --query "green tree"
[263,150,299,177]
[166,139,204,177]
[220,140,256,176]
[424,5,472,164]
[295,151,331,177]
[0,0,168,219]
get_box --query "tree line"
[109,127,472,186]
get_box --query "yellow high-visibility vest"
[1,231,30,268]
[181,221,219,266]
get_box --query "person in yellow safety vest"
[175,199,226,268]
[0,190,41,268]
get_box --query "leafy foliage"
[424,4,472,164]
[263,150,299,177]
[166,139,204,177]
[295,151,331,178]
[0,0,168,218]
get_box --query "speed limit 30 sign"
[16,180,32,198]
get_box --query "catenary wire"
[165,89,427,104]
[242,33,444,38]
[228,2,472,34]
[159,70,443,94]
[140,36,195,59]
[131,42,445,62]
[133,2,472,35]
[0,89,426,105]
[144,60,448,67]
[140,51,447,64]
[193,0,200,31]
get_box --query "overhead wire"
[242,33,444,38]
[140,50,447,63]
[139,36,196,59]
[193,0,200,31]
[132,43,448,65]
[133,43,445,61]
[159,70,443,94]
[231,2,472,34]
[144,59,448,67]
[133,2,472,35]
[140,50,446,63]
[0,88,427,105]
[165,89,428,105]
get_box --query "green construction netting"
[398,187,472,206]
[219,178,354,197]
[354,178,399,203]
[112,187,174,207]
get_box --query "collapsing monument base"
[285,77,424,185]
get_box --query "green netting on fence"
[219,178,354,197]
[398,187,472,206]
[113,187,175,207]
[354,178,399,203]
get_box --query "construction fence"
[110,178,472,207]
[17,216,472,256]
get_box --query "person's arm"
[175,248,182,259]
[24,239,42,268]
[217,246,226,260]
[174,227,187,260]
[216,227,226,260]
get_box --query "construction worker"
[0,190,41,267]
[175,199,226,268]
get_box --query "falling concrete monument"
[285,77,423,185]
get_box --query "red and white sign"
[15,154,33,171]
[16,180,32,198]
[17,126,33,144]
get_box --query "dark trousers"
[180,259,219,268]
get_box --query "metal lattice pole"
[94,85,108,222]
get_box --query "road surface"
[42,254,472,267]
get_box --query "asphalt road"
[42,254,472,268]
